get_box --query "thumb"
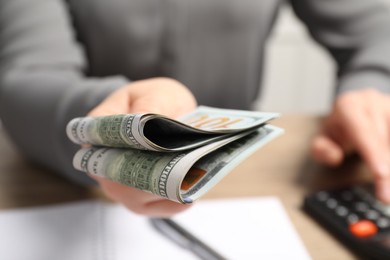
[88,88,131,117]
[311,134,344,166]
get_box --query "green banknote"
[66,106,279,152]
[73,125,283,203]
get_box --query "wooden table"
[0,116,372,259]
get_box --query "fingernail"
[183,198,193,204]
[376,179,390,203]
[379,185,390,203]
[376,163,390,178]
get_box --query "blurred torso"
[67,0,282,108]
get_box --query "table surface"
[0,115,373,260]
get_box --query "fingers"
[85,78,197,216]
[91,174,192,217]
[144,199,193,217]
[376,178,390,203]
[311,135,344,166]
[128,78,197,118]
[88,87,131,117]
[337,93,390,180]
[345,115,389,178]
[318,89,390,202]
[88,77,197,118]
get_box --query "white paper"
[0,197,310,260]
[173,197,312,260]
[0,201,194,260]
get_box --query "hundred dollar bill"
[73,125,283,203]
[66,106,279,152]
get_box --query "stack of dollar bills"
[66,106,283,204]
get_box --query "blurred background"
[1,2,389,117]
[256,0,390,114]
[255,4,335,115]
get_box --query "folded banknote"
[67,106,283,203]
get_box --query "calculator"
[303,184,390,259]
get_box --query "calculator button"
[326,198,337,209]
[376,217,390,229]
[373,202,390,217]
[365,209,380,220]
[349,220,378,238]
[316,191,329,201]
[347,214,359,224]
[335,206,348,217]
[354,202,369,212]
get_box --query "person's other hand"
[87,77,197,217]
[310,88,390,203]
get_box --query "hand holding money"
[68,78,282,217]
[85,77,197,216]
[69,105,283,203]
[88,77,197,119]
[90,174,193,217]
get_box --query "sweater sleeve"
[289,0,390,96]
[0,0,129,185]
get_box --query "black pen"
[150,218,226,260]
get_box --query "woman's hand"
[87,77,197,216]
[311,89,390,203]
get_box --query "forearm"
[0,0,129,184]
[0,68,128,185]
[290,0,390,95]
[336,38,390,95]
